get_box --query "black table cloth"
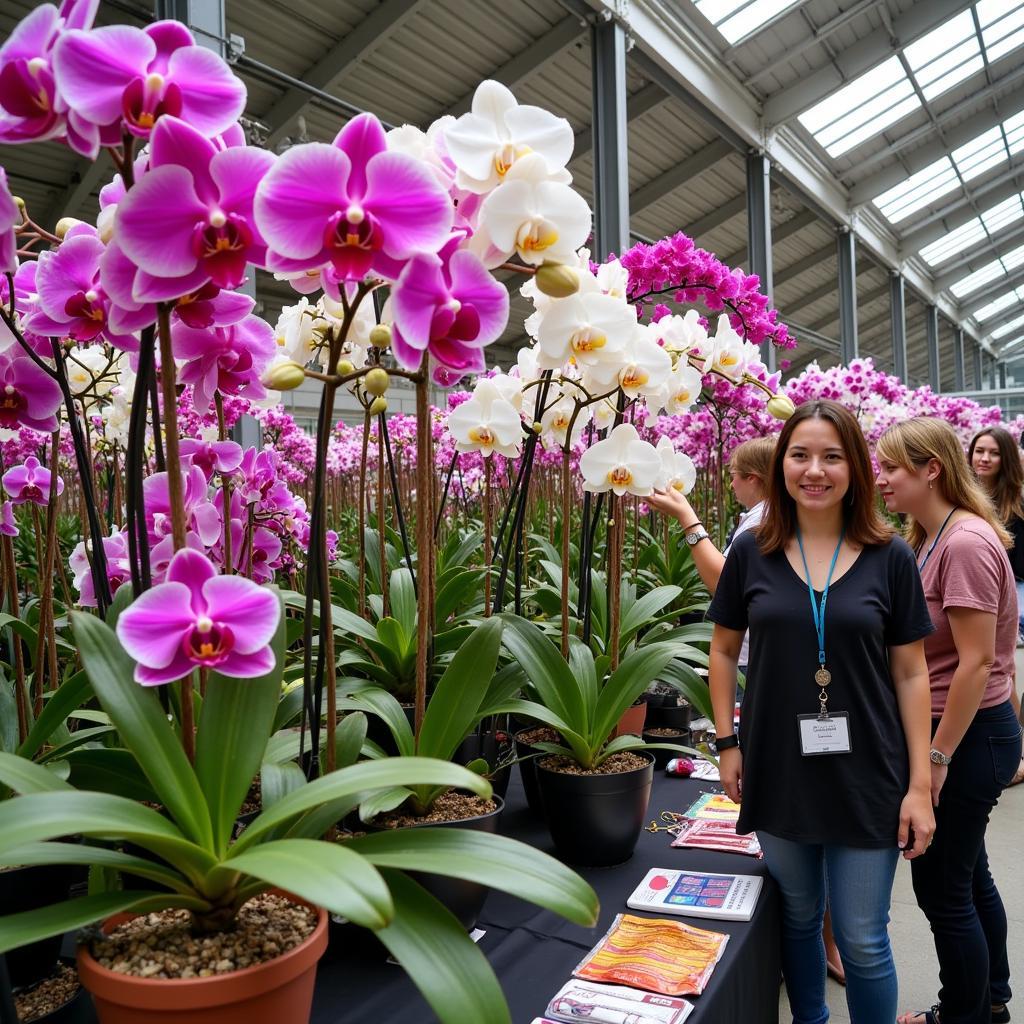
[311,769,782,1024]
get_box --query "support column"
[890,273,907,383]
[989,355,998,391]
[999,362,1008,389]
[925,305,940,392]
[837,229,858,365]
[972,343,983,390]
[953,328,965,390]
[591,17,630,262]
[746,152,775,371]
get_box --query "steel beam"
[684,195,746,240]
[590,17,629,260]
[446,14,585,117]
[262,0,427,149]
[784,321,841,356]
[931,221,1024,292]
[572,82,667,160]
[960,267,1024,318]
[762,0,973,125]
[630,139,733,215]
[722,208,817,268]
[973,343,984,389]
[979,306,1024,338]
[926,305,940,392]
[838,229,858,364]
[774,244,836,288]
[953,328,966,390]
[890,274,907,383]
[1000,362,1008,388]
[747,151,774,369]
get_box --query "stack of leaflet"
[538,981,693,1023]
[669,792,762,858]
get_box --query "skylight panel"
[981,194,1024,233]
[950,244,1024,298]
[920,217,987,266]
[1004,110,1024,155]
[873,157,959,222]
[694,0,799,43]
[953,126,1006,181]
[974,287,1024,322]
[978,1,1024,63]
[992,312,1024,339]
[905,14,982,102]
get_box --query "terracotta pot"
[611,700,647,739]
[77,902,327,1024]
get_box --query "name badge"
[798,712,852,756]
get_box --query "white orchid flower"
[513,345,542,387]
[651,360,704,416]
[475,155,591,268]
[595,257,628,299]
[540,393,590,451]
[535,291,636,371]
[488,371,525,413]
[447,379,522,458]
[443,80,574,194]
[709,316,750,382]
[592,398,617,430]
[655,436,697,494]
[388,118,456,191]
[580,423,662,497]
[67,345,118,397]
[583,326,671,400]
[274,297,326,365]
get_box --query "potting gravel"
[87,893,316,980]
[14,963,79,1022]
[373,790,496,828]
[539,752,650,774]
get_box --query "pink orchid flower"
[69,528,130,606]
[2,455,64,505]
[0,168,19,276]
[391,247,508,374]
[0,0,101,155]
[53,20,245,143]
[0,350,63,432]
[254,112,452,283]
[0,501,18,537]
[172,313,276,413]
[114,116,274,302]
[27,233,138,351]
[116,547,280,685]
[179,437,244,480]
[144,463,221,547]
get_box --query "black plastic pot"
[641,730,690,769]
[10,957,96,1024]
[368,796,504,931]
[0,864,76,989]
[513,726,556,819]
[536,754,654,867]
[455,732,513,800]
[648,701,693,731]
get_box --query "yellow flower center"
[620,367,648,389]
[468,426,495,446]
[517,219,558,255]
[570,328,607,355]
[719,352,740,367]
[608,467,632,487]
[494,143,532,177]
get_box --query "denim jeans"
[758,832,900,1024]
[1016,580,1024,633]
[910,700,1022,1024]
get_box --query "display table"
[311,770,781,1024]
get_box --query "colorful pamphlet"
[573,913,727,997]
[681,791,741,822]
[545,980,693,1024]
[670,816,763,858]
[627,868,763,922]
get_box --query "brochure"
[573,913,727,997]
[627,868,763,922]
[670,817,762,858]
[545,980,693,1024]
[681,792,741,822]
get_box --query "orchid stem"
[414,372,430,746]
[215,393,233,574]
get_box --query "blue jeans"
[1016,580,1024,632]
[910,701,1022,1024]
[758,832,900,1024]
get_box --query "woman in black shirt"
[707,400,935,1024]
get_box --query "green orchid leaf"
[37,725,116,764]
[342,689,414,757]
[71,612,213,850]
[0,842,190,892]
[259,761,306,811]
[17,669,92,760]
[0,749,73,793]
[358,786,413,823]
[591,643,676,750]
[334,712,367,769]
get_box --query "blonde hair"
[876,417,1011,550]
[728,436,776,483]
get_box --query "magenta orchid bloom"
[254,112,452,283]
[70,528,130,606]
[0,0,100,154]
[0,350,63,432]
[179,437,244,480]
[116,547,280,685]
[52,20,245,144]
[1,261,54,358]
[0,501,18,537]
[114,116,274,301]
[2,455,64,505]
[172,313,275,413]
[144,463,222,547]
[0,167,20,275]
[391,248,509,374]
[27,233,139,351]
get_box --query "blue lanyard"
[795,527,845,670]
[917,507,957,572]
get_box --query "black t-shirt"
[1008,515,1024,581]
[707,530,934,848]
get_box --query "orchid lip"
[28,58,47,75]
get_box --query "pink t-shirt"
[919,517,1016,715]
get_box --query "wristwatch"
[715,734,739,751]
[685,527,710,548]
[929,748,952,766]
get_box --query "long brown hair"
[967,426,1024,524]
[729,436,775,484]
[757,400,892,554]
[876,418,1011,550]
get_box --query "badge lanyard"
[795,527,844,718]
[916,507,958,573]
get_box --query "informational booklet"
[670,817,762,858]
[682,792,741,822]
[627,868,763,922]
[689,760,720,781]
[545,980,693,1024]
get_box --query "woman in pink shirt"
[876,418,1023,1024]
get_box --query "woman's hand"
[646,488,696,524]
[930,763,948,807]
[719,748,742,804]
[898,787,936,860]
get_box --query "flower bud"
[532,421,542,433]
[369,396,388,416]
[54,217,84,239]
[336,359,355,376]
[766,393,795,420]
[534,262,580,299]
[364,367,390,396]
[12,195,25,212]
[262,360,306,391]
[369,323,392,349]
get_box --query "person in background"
[708,400,935,1024]
[876,418,1023,1024]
